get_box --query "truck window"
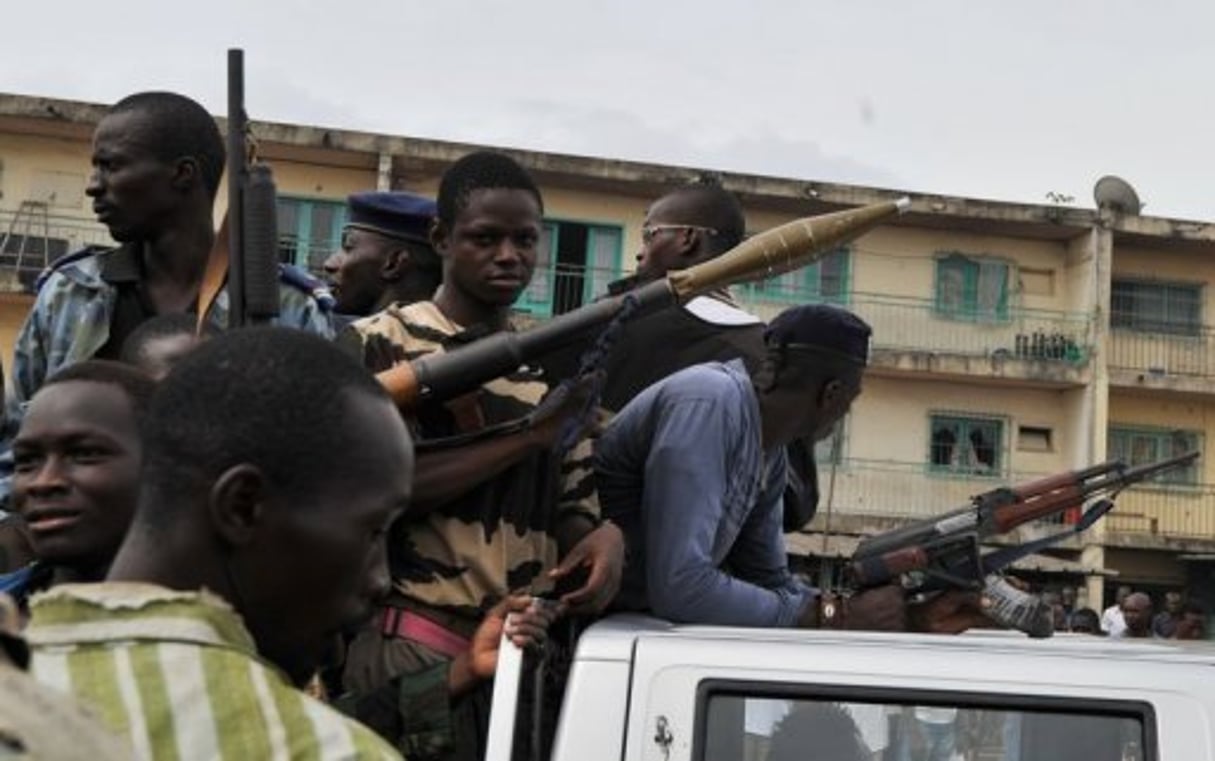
[695,685,1151,761]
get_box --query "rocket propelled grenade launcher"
[846,451,1199,637]
[376,197,910,408]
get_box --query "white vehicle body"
[488,614,1215,761]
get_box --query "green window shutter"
[743,247,850,304]
[1110,279,1202,335]
[929,414,1004,475]
[935,254,1008,322]
[518,221,558,316]
[1108,426,1201,485]
[276,197,346,274]
[583,225,622,304]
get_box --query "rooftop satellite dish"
[1093,175,1141,215]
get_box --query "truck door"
[623,634,1206,761]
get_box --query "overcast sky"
[3,1,1212,219]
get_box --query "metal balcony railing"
[1108,325,1215,378]
[1103,483,1215,541]
[815,459,1063,524]
[735,293,1093,366]
[0,207,113,291]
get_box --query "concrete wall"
[847,375,1074,475]
[848,227,1074,312]
[0,132,92,214]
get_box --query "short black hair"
[663,181,746,253]
[1069,607,1101,632]
[769,704,869,761]
[137,328,391,527]
[108,91,226,200]
[1183,601,1206,617]
[436,151,543,228]
[41,360,157,424]
[120,313,219,366]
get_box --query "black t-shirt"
[599,299,767,413]
[92,243,192,360]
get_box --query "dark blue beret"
[764,304,871,365]
[346,191,436,243]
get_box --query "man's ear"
[819,378,844,408]
[171,157,200,193]
[429,219,449,256]
[754,351,784,393]
[381,246,410,282]
[208,464,271,547]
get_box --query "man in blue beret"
[324,191,443,320]
[594,303,990,632]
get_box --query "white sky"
[3,0,1212,219]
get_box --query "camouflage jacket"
[5,244,333,425]
[340,301,600,618]
[0,245,334,507]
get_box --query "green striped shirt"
[26,583,403,761]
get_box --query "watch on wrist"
[818,592,846,630]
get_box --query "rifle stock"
[376,197,909,408]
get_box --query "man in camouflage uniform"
[339,151,625,760]
[4,91,331,443]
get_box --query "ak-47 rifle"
[376,197,910,409]
[847,451,1199,637]
[225,48,280,328]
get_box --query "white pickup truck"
[486,614,1215,761]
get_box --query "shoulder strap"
[196,214,230,334]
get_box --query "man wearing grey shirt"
[595,304,987,632]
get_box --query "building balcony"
[1109,327,1215,393]
[807,459,1069,536]
[740,292,1093,387]
[0,206,111,293]
[1104,483,1215,547]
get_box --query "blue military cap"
[765,303,872,365]
[345,191,436,243]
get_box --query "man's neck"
[377,281,439,313]
[756,390,805,452]
[106,528,226,600]
[432,285,511,332]
[141,212,215,291]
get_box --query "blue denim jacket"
[595,359,814,627]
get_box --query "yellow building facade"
[2,93,1214,613]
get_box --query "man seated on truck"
[595,303,987,632]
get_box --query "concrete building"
[2,92,1214,613]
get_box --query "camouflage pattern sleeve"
[556,430,601,526]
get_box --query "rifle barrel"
[227,48,246,329]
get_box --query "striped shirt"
[26,583,402,761]
[341,300,600,618]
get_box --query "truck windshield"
[702,694,1148,761]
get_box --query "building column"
[1073,219,1114,611]
[376,152,392,191]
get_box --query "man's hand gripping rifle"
[847,451,1199,637]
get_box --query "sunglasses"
[640,224,719,244]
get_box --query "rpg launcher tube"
[377,196,910,409]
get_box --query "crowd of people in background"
[1032,583,1208,640]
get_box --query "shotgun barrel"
[377,197,910,408]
